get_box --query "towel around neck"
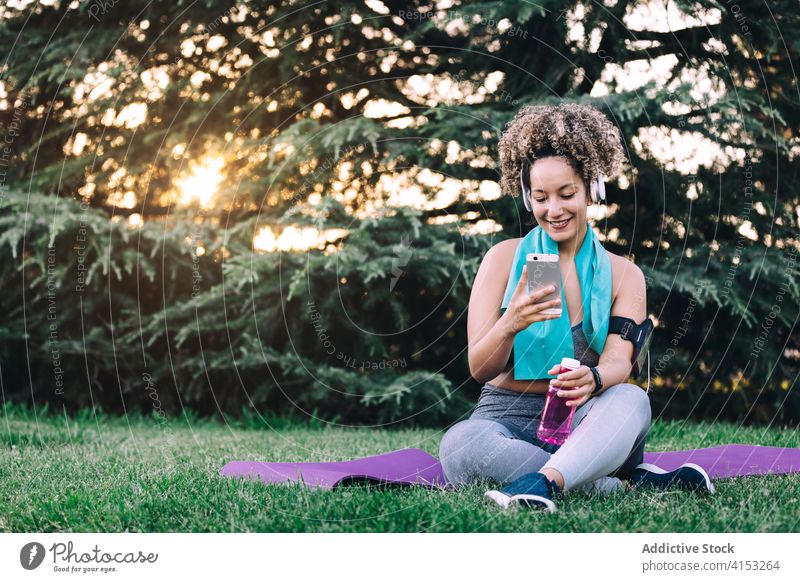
[500,223,613,380]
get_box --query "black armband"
[608,316,655,378]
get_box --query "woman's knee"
[597,384,652,477]
[439,418,507,459]
[438,418,512,485]
[601,382,649,404]
[600,383,651,423]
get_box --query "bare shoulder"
[468,238,521,337]
[608,251,646,317]
[481,237,520,270]
[470,237,520,303]
[472,238,520,294]
[608,252,645,288]
[488,237,521,258]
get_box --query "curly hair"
[498,102,625,199]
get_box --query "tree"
[1,0,798,424]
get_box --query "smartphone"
[526,253,562,315]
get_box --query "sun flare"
[178,157,224,207]
[253,225,348,253]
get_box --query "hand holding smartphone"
[502,257,563,335]
[526,253,562,315]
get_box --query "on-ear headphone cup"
[590,176,606,203]
[520,164,532,211]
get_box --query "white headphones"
[519,159,606,211]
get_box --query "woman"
[438,103,714,512]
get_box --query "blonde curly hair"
[498,102,625,199]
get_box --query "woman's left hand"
[547,364,596,408]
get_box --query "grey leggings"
[439,382,651,494]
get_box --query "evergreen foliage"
[1,1,798,424]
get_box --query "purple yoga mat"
[220,444,800,489]
[642,444,800,480]
[220,448,448,489]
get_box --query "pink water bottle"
[537,357,581,445]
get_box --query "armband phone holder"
[608,315,655,379]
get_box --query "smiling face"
[527,155,590,247]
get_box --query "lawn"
[1,404,798,532]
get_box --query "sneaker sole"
[484,490,558,512]
[510,493,558,512]
[484,490,512,509]
[635,462,716,494]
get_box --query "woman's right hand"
[500,265,562,337]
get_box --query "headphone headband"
[519,158,606,209]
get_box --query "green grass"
[1,404,798,532]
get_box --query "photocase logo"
[389,234,414,292]
[20,542,46,570]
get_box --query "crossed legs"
[438,383,651,494]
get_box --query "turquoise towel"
[500,224,612,380]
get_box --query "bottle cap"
[560,357,581,370]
